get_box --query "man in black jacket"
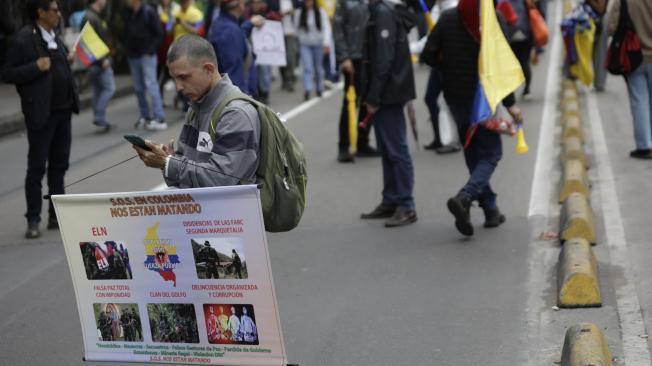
[332,0,378,162]
[360,0,417,227]
[2,0,79,239]
[123,0,166,131]
[422,0,522,236]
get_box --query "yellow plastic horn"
[515,123,529,154]
[346,85,358,153]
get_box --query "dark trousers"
[25,109,72,223]
[448,103,502,210]
[372,104,415,210]
[511,39,533,94]
[338,59,372,152]
[424,67,443,144]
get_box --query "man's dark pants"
[25,109,72,223]
[372,103,415,210]
[338,59,372,152]
[448,103,502,210]
[424,67,443,143]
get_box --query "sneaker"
[447,192,474,236]
[145,119,168,131]
[337,150,355,163]
[304,92,310,101]
[435,143,462,154]
[356,145,380,158]
[324,80,334,90]
[47,217,59,230]
[483,207,506,228]
[629,149,652,159]
[361,203,397,219]
[384,207,417,228]
[522,91,533,101]
[25,221,40,239]
[134,117,149,129]
[93,120,111,133]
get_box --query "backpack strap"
[208,92,258,142]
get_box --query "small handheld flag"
[74,23,110,67]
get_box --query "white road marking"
[587,92,651,365]
[524,0,563,364]
[151,82,344,191]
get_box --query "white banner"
[252,21,287,66]
[52,185,287,365]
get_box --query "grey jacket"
[333,0,369,62]
[164,75,261,188]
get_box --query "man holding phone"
[2,0,79,239]
[132,35,261,188]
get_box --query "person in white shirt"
[294,0,331,100]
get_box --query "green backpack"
[209,92,308,232]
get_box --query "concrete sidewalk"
[0,74,133,137]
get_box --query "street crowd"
[2,0,652,239]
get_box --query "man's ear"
[203,62,217,74]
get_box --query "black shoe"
[93,120,111,133]
[630,149,652,159]
[361,203,397,219]
[483,207,506,228]
[447,192,474,236]
[47,217,59,230]
[337,150,355,163]
[356,145,380,157]
[384,207,417,227]
[304,92,310,101]
[424,140,443,150]
[25,221,41,239]
[436,143,462,154]
[316,90,323,98]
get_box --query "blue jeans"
[372,104,415,210]
[257,65,271,94]
[625,63,652,150]
[89,63,115,124]
[127,54,165,120]
[448,103,502,210]
[300,44,323,93]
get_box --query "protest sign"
[252,21,287,66]
[52,185,288,365]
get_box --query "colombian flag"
[75,22,110,67]
[467,0,524,145]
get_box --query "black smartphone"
[124,135,151,151]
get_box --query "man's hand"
[340,59,354,75]
[251,15,266,28]
[36,57,51,71]
[134,139,170,170]
[507,105,523,123]
[67,49,76,63]
[365,103,378,115]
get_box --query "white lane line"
[587,92,651,365]
[524,0,563,364]
[151,82,344,192]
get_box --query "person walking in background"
[172,0,205,110]
[359,0,418,228]
[157,0,180,105]
[3,0,79,238]
[83,0,115,132]
[247,0,282,104]
[123,0,167,130]
[422,0,461,153]
[209,0,265,97]
[584,0,608,91]
[607,0,652,159]
[332,0,380,162]
[295,0,331,101]
[506,0,534,100]
[280,0,298,92]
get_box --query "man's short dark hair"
[26,0,56,22]
[168,34,218,68]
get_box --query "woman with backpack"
[295,0,332,101]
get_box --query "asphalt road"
[1,5,652,365]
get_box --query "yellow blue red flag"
[75,22,110,67]
[470,0,524,125]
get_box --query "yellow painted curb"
[561,192,596,244]
[559,160,590,203]
[561,98,579,115]
[561,136,588,167]
[561,78,577,91]
[561,323,612,365]
[558,238,601,307]
[562,114,583,142]
[562,87,578,101]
